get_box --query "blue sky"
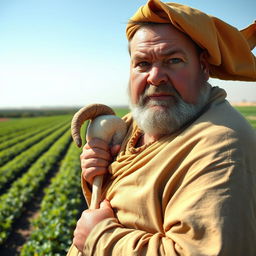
[0,0,255,108]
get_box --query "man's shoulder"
[189,100,256,161]
[197,100,255,137]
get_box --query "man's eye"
[137,61,150,68]
[168,58,183,64]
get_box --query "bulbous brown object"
[71,103,115,147]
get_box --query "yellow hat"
[126,0,256,81]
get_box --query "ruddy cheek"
[171,70,189,89]
[130,73,147,104]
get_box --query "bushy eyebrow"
[132,48,186,61]
[161,48,186,57]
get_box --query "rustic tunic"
[69,86,256,255]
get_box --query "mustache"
[138,84,180,105]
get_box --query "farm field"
[0,109,128,256]
[234,105,256,129]
[0,106,255,255]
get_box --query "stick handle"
[90,175,103,209]
[76,176,103,256]
[77,176,102,256]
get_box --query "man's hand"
[73,200,115,252]
[80,138,120,185]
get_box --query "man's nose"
[147,65,168,86]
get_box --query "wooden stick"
[90,175,103,210]
[77,175,103,256]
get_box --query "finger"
[110,144,121,157]
[80,147,111,162]
[82,167,107,184]
[81,157,109,169]
[84,138,110,151]
[100,199,112,209]
[73,235,84,252]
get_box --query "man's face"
[129,24,210,135]
[129,24,209,105]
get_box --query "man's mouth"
[147,93,175,100]
[144,92,176,104]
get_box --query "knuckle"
[82,169,89,181]
[88,138,109,151]
[80,152,85,160]
[81,210,87,218]
[89,158,105,167]
[83,167,96,178]
[82,168,94,183]
[80,148,91,159]
[83,158,108,168]
[82,167,107,184]
[83,142,91,150]
[81,158,89,168]
[80,143,112,162]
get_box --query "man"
[70,0,256,255]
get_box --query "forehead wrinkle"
[132,41,187,61]
[130,24,200,59]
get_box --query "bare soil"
[232,102,256,106]
[0,118,9,122]
[247,116,256,120]
[0,195,42,256]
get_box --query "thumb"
[100,199,112,209]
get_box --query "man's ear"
[199,51,210,80]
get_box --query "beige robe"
[68,86,256,256]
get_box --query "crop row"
[0,120,69,166]
[0,128,72,245]
[0,118,65,151]
[0,123,70,192]
[21,142,85,256]
[0,115,69,140]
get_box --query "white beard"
[129,83,211,136]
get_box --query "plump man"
[69,0,256,255]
